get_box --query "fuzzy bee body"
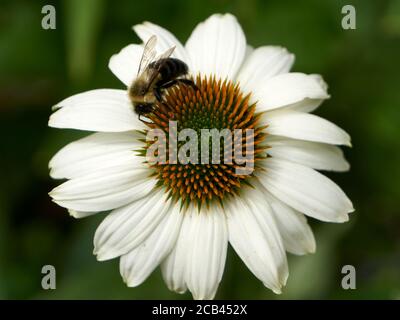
[149,57,189,86]
[128,36,196,122]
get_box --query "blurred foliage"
[0,0,399,299]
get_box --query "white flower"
[48,13,354,299]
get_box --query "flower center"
[141,75,267,207]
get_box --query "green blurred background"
[0,0,399,299]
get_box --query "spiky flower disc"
[141,76,267,206]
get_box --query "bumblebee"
[129,35,196,122]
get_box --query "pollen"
[142,75,267,208]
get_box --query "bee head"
[130,79,148,96]
[134,103,153,115]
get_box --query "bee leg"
[138,114,153,125]
[153,87,172,112]
[159,80,178,90]
[177,79,199,91]
[153,87,164,102]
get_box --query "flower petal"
[264,111,351,146]
[225,189,288,293]
[245,45,254,59]
[255,73,329,112]
[119,202,183,287]
[49,132,143,179]
[280,98,323,113]
[267,136,350,171]
[184,207,228,300]
[258,158,354,222]
[161,209,194,294]
[262,187,316,255]
[68,209,98,219]
[49,164,156,212]
[108,44,143,86]
[49,89,145,132]
[94,189,169,261]
[237,46,294,95]
[161,206,228,299]
[272,75,329,113]
[185,13,246,80]
[133,22,190,64]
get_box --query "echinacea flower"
[48,13,354,299]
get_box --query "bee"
[129,35,196,123]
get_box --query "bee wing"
[137,35,157,76]
[144,45,176,89]
[156,45,176,62]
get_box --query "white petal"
[49,132,143,179]
[244,45,254,59]
[255,73,330,112]
[68,209,98,219]
[185,13,246,79]
[310,74,328,91]
[184,207,228,300]
[108,44,143,86]
[161,209,194,294]
[49,89,145,132]
[225,190,288,293]
[264,111,351,146]
[94,189,170,261]
[133,22,190,65]
[269,76,327,113]
[279,98,323,113]
[49,164,156,212]
[267,136,350,171]
[258,158,354,222]
[262,188,316,255]
[119,202,183,286]
[237,46,294,95]
[161,243,188,293]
